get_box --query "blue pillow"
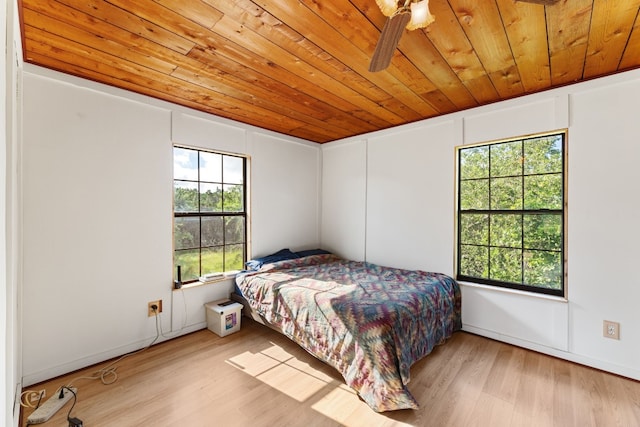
[296,249,331,258]
[245,248,298,270]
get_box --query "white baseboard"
[463,324,640,381]
[22,322,206,387]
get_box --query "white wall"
[21,66,321,386]
[366,120,458,274]
[4,0,22,425]
[250,132,321,255]
[1,0,9,421]
[568,80,640,373]
[320,140,367,261]
[322,68,640,381]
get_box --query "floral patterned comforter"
[235,254,461,412]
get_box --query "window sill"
[458,280,568,303]
[173,276,235,291]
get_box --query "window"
[455,131,566,296]
[173,146,247,283]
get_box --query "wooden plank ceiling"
[20,0,640,143]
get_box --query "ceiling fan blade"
[368,11,411,72]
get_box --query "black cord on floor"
[62,386,77,419]
[62,386,83,426]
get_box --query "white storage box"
[205,299,242,337]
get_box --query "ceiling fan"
[369,0,435,72]
[369,0,560,73]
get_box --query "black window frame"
[173,145,248,284]
[455,130,567,297]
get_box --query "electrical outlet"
[603,320,620,340]
[148,300,162,317]
[28,390,46,405]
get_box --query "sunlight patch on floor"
[221,341,419,425]
[257,362,328,401]
[226,342,335,402]
[225,349,281,377]
[312,384,415,427]
[311,383,358,415]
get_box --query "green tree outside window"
[173,146,247,283]
[457,132,566,296]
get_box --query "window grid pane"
[457,132,565,296]
[173,146,247,283]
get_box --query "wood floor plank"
[512,351,555,424]
[20,319,640,427]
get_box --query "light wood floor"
[21,318,640,427]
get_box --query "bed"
[233,249,461,412]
